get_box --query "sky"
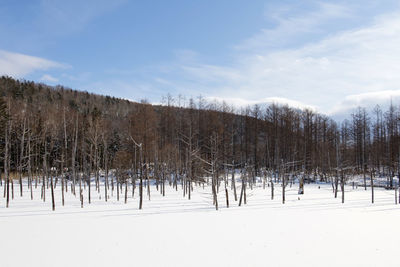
[1,0,400,119]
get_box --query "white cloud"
[81,80,164,103]
[235,2,352,51]
[263,97,316,111]
[330,90,400,119]
[40,74,59,83]
[205,96,316,112]
[0,49,67,78]
[158,8,400,117]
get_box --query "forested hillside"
[1,75,399,209]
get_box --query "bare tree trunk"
[79,172,83,208]
[238,172,245,207]
[11,179,14,200]
[161,166,165,197]
[298,175,304,194]
[19,117,26,197]
[61,151,65,206]
[363,171,367,191]
[116,177,120,201]
[334,176,339,198]
[88,173,91,204]
[50,173,55,211]
[370,170,374,204]
[212,180,218,210]
[146,163,151,201]
[243,176,247,205]
[4,119,10,208]
[71,115,79,196]
[124,180,128,204]
[104,141,108,202]
[61,170,65,206]
[139,145,143,210]
[231,163,237,201]
[282,173,286,204]
[111,175,114,197]
[42,149,47,202]
[83,143,91,205]
[62,107,68,206]
[225,188,229,208]
[271,179,274,200]
[341,172,345,204]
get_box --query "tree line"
[1,76,400,209]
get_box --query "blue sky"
[1,0,400,118]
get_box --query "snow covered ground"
[1,181,400,267]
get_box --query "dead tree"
[370,169,374,204]
[129,137,144,210]
[4,114,10,208]
[238,168,247,206]
[340,171,345,204]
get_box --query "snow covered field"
[1,181,400,267]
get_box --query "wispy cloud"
[142,4,400,117]
[330,90,400,119]
[80,79,166,102]
[205,96,316,111]
[0,49,67,78]
[235,2,352,51]
[40,74,59,83]
[39,0,127,36]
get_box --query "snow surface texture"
[1,181,399,267]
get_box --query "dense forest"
[1,75,400,209]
